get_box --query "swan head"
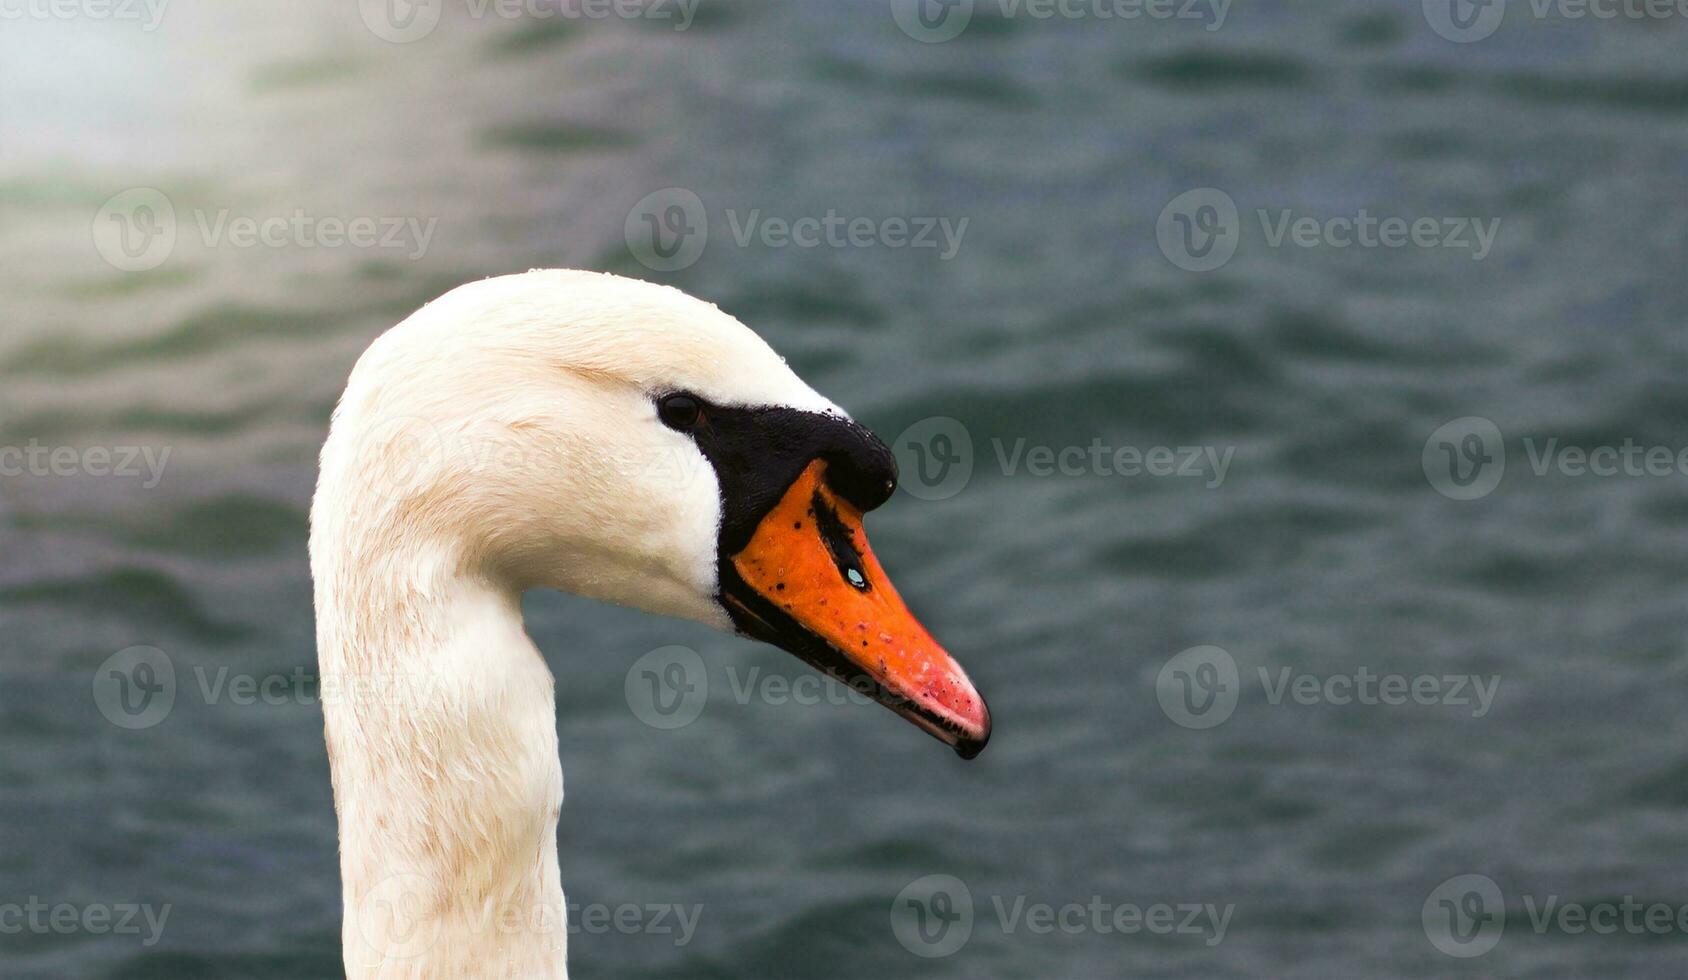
[315,270,990,758]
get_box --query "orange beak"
[720,461,991,758]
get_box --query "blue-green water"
[4,1,1688,977]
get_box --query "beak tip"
[952,702,991,760]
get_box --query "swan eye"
[658,393,704,430]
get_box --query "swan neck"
[317,554,568,979]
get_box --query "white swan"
[310,270,991,979]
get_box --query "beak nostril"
[811,489,874,593]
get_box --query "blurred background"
[3,0,1688,977]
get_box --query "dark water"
[4,1,1688,977]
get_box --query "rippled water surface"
[3,1,1688,977]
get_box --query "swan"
[309,269,991,979]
